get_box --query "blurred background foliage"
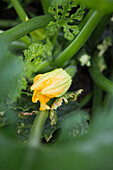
[0,0,113,170]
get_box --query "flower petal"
[32,89,41,103]
[34,74,43,83]
[40,103,50,111]
[31,74,43,90]
[38,94,50,104]
[31,69,63,90]
[31,68,72,111]
[42,88,63,98]
[38,94,50,111]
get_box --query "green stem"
[11,0,28,21]
[21,91,32,96]
[92,84,103,115]
[52,29,59,46]
[36,60,50,72]
[103,70,113,112]
[9,40,26,51]
[0,14,53,42]
[21,110,49,170]
[40,0,50,14]
[65,65,77,77]
[10,0,30,46]
[74,0,113,14]
[79,91,93,108]
[0,19,19,28]
[55,10,102,67]
[103,93,113,112]
[11,0,45,45]
[29,110,49,148]
[89,14,110,46]
[89,60,113,95]
[79,9,94,29]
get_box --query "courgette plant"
[0,0,113,170]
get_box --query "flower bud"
[31,68,72,111]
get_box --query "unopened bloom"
[30,68,72,111]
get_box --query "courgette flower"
[31,68,72,111]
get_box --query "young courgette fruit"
[0,14,53,42]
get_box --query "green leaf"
[0,44,27,102]
[50,90,83,125]
[74,0,113,14]
[23,40,53,80]
[1,110,113,170]
[55,109,89,144]
[43,101,81,142]
[48,0,85,40]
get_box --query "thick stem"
[74,0,113,14]
[89,60,113,95]
[55,10,102,67]
[11,0,47,45]
[29,110,49,148]
[0,14,53,42]
[21,110,49,170]
[65,65,77,77]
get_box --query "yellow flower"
[30,68,72,111]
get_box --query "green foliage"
[0,14,53,42]
[46,106,89,142]
[50,90,83,125]
[0,93,38,116]
[89,59,113,95]
[1,1,113,170]
[2,0,38,7]
[0,42,27,102]
[74,0,113,13]
[8,58,27,102]
[17,101,88,143]
[17,114,36,142]
[0,40,53,104]
[48,0,85,40]
[56,109,89,144]
[1,109,113,170]
[23,40,53,79]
